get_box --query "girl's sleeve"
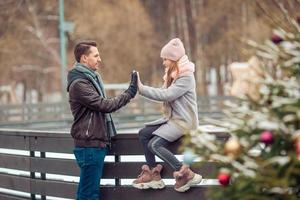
[139,76,193,102]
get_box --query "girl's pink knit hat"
[160,38,185,61]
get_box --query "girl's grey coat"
[139,74,198,142]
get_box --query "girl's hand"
[137,72,143,90]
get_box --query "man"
[67,40,137,200]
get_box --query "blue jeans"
[74,147,107,200]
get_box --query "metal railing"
[0,96,234,130]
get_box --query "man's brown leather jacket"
[68,79,132,148]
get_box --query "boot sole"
[132,180,165,190]
[174,174,202,192]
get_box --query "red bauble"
[297,16,300,25]
[271,34,283,44]
[218,173,230,186]
[295,136,300,156]
[260,131,274,145]
[296,143,300,156]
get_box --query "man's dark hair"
[74,40,98,62]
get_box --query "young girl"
[132,38,202,192]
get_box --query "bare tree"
[0,0,61,103]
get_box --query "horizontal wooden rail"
[0,129,228,200]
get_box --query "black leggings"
[138,124,182,171]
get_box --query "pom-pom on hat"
[160,38,185,61]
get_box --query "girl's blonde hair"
[162,60,180,118]
[165,60,179,88]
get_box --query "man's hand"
[125,70,138,98]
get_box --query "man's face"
[82,46,102,71]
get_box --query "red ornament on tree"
[295,133,300,156]
[271,33,283,44]
[260,131,274,145]
[218,172,231,186]
[296,16,300,25]
[296,141,300,156]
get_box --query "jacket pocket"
[85,112,93,138]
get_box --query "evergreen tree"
[184,13,300,200]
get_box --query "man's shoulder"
[69,78,92,92]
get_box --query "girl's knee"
[138,128,147,139]
[138,127,153,140]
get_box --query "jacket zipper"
[85,113,93,137]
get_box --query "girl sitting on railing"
[132,38,202,192]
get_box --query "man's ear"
[80,54,87,63]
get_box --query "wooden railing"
[0,129,228,200]
[0,96,233,130]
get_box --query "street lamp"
[58,0,74,101]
